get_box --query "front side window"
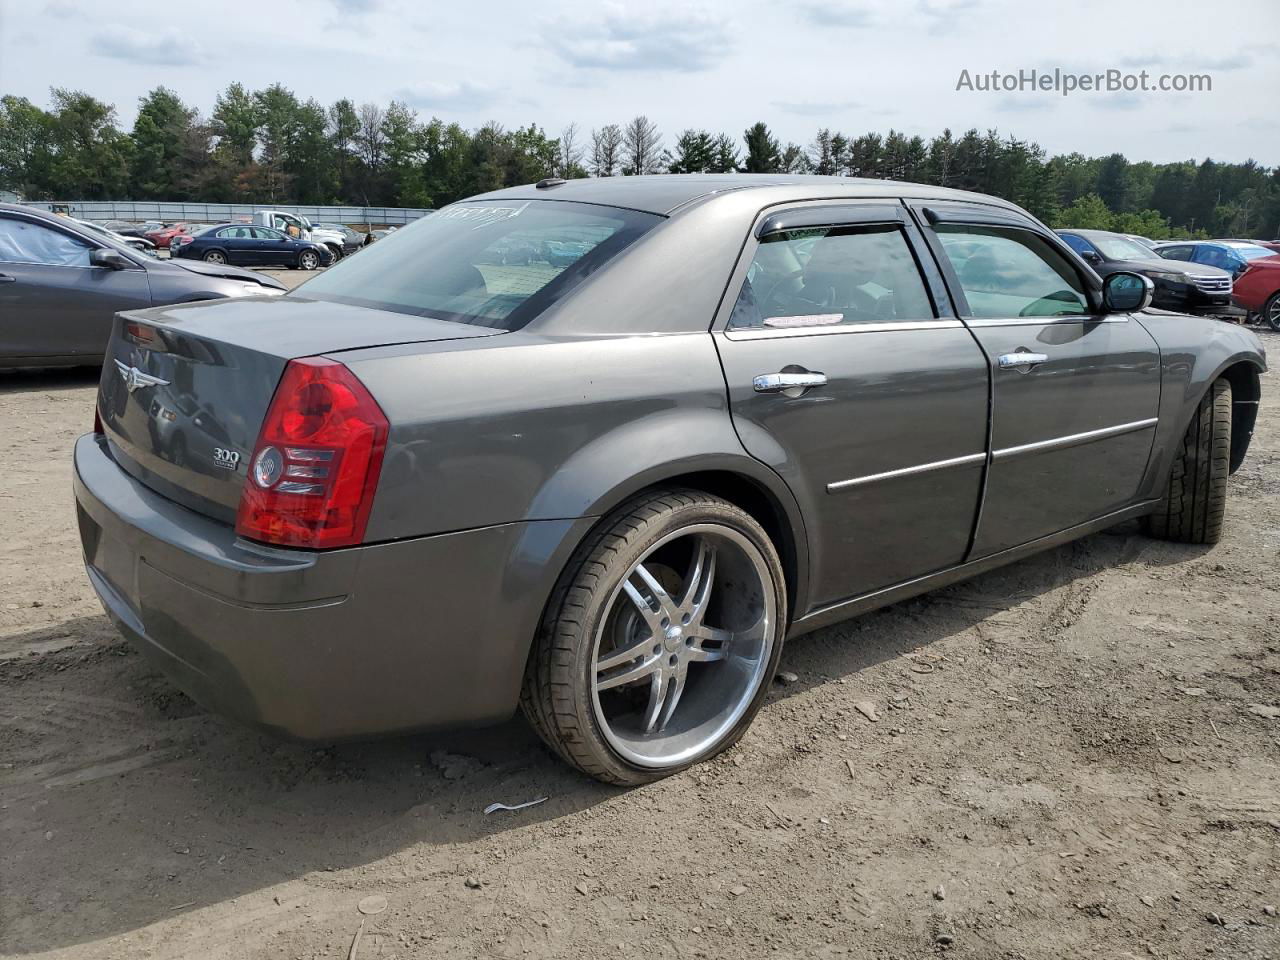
[0,217,92,267]
[253,227,285,240]
[1157,245,1192,262]
[728,223,934,330]
[295,200,660,330]
[936,225,1088,319]
[1059,233,1094,257]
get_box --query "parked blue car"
[171,224,330,270]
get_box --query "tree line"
[1,84,1277,239]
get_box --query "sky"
[1,0,1277,165]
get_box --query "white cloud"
[89,26,202,66]
[542,6,732,73]
[398,81,500,113]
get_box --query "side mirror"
[1102,271,1153,313]
[89,248,130,270]
[1081,250,1102,264]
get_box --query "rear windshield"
[293,199,661,330]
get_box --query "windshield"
[294,199,661,330]
[1227,244,1277,261]
[1091,234,1159,262]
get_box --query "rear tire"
[1143,378,1232,544]
[521,490,787,785]
[1263,292,1280,332]
[203,250,226,264]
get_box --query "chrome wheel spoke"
[686,643,726,663]
[678,537,716,619]
[621,579,666,633]
[640,669,670,732]
[595,634,656,672]
[655,668,687,731]
[632,563,674,616]
[596,655,660,691]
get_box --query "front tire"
[1263,292,1280,332]
[1144,378,1232,544]
[298,250,320,271]
[521,490,787,785]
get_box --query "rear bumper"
[73,433,592,740]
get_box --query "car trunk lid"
[98,295,502,524]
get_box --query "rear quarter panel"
[343,331,801,540]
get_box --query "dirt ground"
[1,319,1277,960]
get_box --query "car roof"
[1056,228,1114,239]
[466,174,1028,217]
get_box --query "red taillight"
[235,358,388,549]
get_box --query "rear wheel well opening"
[646,470,801,623]
[1219,362,1261,473]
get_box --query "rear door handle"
[753,371,827,393]
[997,352,1049,370]
[0,273,15,283]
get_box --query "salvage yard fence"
[22,201,433,227]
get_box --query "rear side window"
[936,224,1088,319]
[0,217,92,267]
[294,200,661,330]
[219,227,253,239]
[728,223,934,330]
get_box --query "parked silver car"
[74,176,1265,784]
[0,204,285,368]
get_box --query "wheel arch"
[540,455,810,628]
[1218,358,1262,473]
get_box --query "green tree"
[667,129,715,174]
[130,87,196,198]
[1057,193,1113,230]
[0,95,53,196]
[708,133,739,173]
[742,122,780,173]
[44,88,131,198]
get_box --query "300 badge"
[212,447,241,471]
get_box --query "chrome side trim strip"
[827,452,986,493]
[993,417,1158,461]
[966,315,1127,328]
[725,318,963,340]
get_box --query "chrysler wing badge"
[115,359,169,393]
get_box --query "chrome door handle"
[998,352,1049,369]
[753,371,827,393]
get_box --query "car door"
[713,202,991,611]
[253,227,291,266]
[0,214,151,361]
[912,202,1161,557]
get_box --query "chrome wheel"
[1265,293,1280,332]
[300,251,319,270]
[203,250,226,264]
[590,523,777,769]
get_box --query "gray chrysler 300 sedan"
[74,175,1265,784]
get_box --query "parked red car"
[143,222,200,249]
[1155,239,1280,330]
